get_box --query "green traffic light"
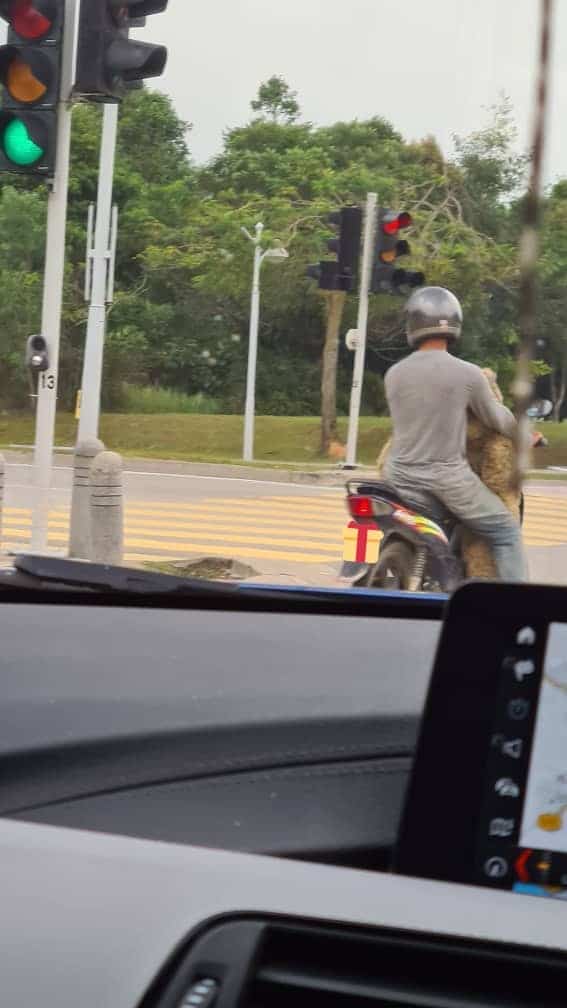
[2,118,43,166]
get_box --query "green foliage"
[251,76,301,124]
[1,80,561,429]
[117,385,221,414]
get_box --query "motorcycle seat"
[353,481,453,532]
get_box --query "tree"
[452,96,527,238]
[251,76,300,124]
[0,78,543,437]
[320,291,346,453]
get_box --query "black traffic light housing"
[306,260,340,291]
[74,0,168,101]
[26,334,49,372]
[306,206,362,292]
[372,209,425,295]
[0,0,63,176]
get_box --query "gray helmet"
[405,286,463,348]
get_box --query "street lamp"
[241,222,289,461]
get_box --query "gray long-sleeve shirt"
[384,349,516,471]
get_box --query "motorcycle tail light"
[348,495,375,518]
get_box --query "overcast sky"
[139,0,567,181]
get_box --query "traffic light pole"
[345,193,377,468]
[78,101,119,443]
[243,229,263,462]
[241,226,289,460]
[31,0,77,552]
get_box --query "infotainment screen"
[514,623,567,897]
[394,583,567,898]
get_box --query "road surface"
[3,456,567,585]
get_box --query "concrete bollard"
[0,453,4,553]
[69,438,105,559]
[89,451,123,565]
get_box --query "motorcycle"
[341,400,551,593]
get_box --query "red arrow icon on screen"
[515,849,532,883]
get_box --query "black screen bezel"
[393,581,567,888]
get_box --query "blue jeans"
[384,462,528,582]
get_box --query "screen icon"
[489,817,515,838]
[516,627,536,646]
[508,698,530,721]
[503,657,536,682]
[515,849,532,883]
[513,659,536,682]
[484,856,509,879]
[495,777,520,798]
[535,853,553,882]
[502,738,523,759]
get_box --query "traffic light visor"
[0,113,45,165]
[126,0,168,15]
[392,269,425,291]
[383,212,412,235]
[107,36,167,82]
[9,0,55,39]
[0,48,50,101]
[26,333,49,370]
[380,241,410,264]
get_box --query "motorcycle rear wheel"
[365,540,415,590]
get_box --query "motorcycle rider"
[383,286,528,582]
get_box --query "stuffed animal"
[460,368,521,578]
[376,368,522,578]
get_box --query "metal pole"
[84,202,94,300]
[243,223,263,462]
[31,0,78,552]
[77,101,119,443]
[345,193,377,468]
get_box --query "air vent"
[245,923,567,1008]
[144,917,567,1008]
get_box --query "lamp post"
[241,223,288,461]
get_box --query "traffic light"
[371,209,425,295]
[26,334,49,371]
[306,260,340,290]
[327,206,362,292]
[0,0,64,176]
[75,0,168,102]
[306,206,362,292]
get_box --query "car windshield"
[0,0,564,595]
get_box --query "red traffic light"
[9,0,55,40]
[382,211,412,235]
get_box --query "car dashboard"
[1,593,566,1007]
[0,602,438,865]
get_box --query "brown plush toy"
[376,368,521,578]
[460,368,521,578]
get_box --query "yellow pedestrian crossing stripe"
[1,492,566,567]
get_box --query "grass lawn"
[0,412,564,469]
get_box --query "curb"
[4,448,377,487]
[5,447,561,488]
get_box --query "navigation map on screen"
[511,623,567,898]
[520,624,567,854]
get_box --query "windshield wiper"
[2,554,239,598]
